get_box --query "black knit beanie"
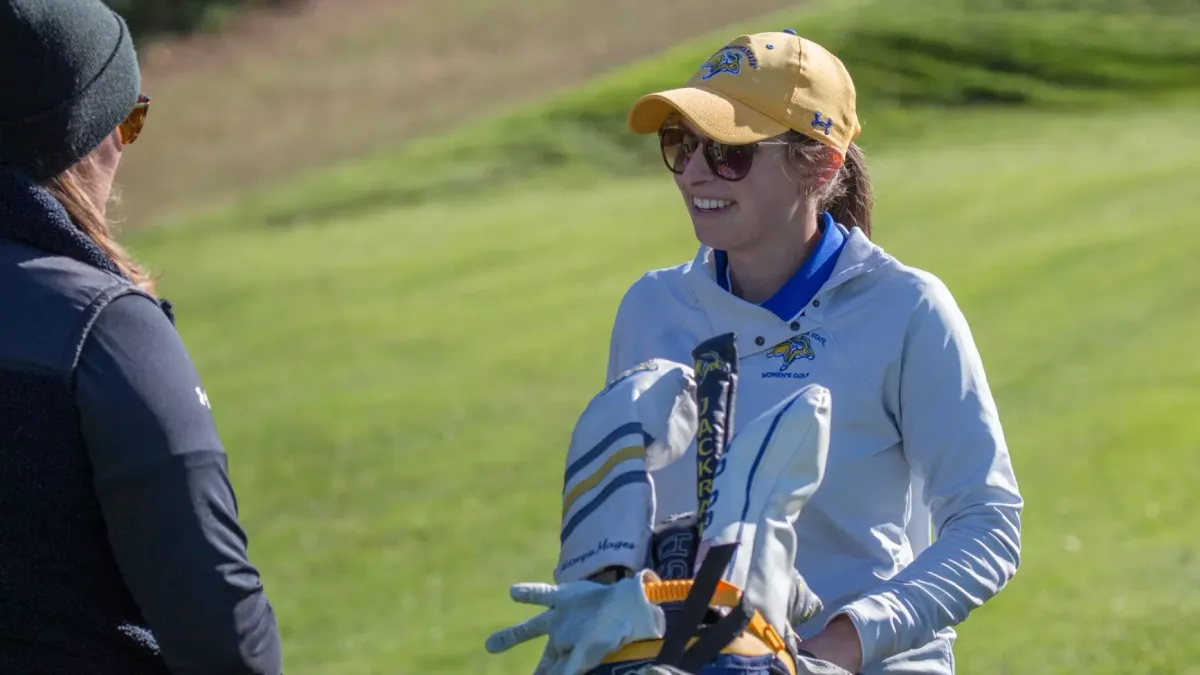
[0,0,141,182]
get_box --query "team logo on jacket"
[764,332,826,379]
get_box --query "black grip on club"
[690,332,738,536]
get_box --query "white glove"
[697,384,832,637]
[556,359,698,584]
[484,569,667,675]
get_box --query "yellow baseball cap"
[627,30,861,155]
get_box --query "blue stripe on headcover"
[563,422,653,486]
[725,391,808,580]
[560,470,647,543]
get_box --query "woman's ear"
[798,145,845,199]
[817,146,844,186]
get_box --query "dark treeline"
[104,0,296,40]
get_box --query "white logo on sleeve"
[196,386,211,409]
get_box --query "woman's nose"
[681,143,714,183]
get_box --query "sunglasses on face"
[658,126,789,182]
[117,94,151,146]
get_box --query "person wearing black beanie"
[0,2,283,673]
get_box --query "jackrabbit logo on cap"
[699,44,758,80]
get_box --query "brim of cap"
[627,86,790,145]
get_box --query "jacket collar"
[711,211,847,322]
[682,219,890,354]
[0,167,175,324]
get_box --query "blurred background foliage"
[106,0,295,39]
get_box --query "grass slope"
[163,0,1200,232]
[120,0,1200,672]
[116,0,808,228]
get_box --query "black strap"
[653,542,738,668]
[677,597,753,672]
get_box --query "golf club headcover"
[556,359,699,584]
[698,383,832,637]
[649,513,701,582]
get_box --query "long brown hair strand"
[41,156,157,296]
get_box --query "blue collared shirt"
[713,211,847,321]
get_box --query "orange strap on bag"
[597,576,797,675]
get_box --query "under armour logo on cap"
[811,112,834,135]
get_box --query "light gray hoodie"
[605,223,1023,674]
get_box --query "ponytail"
[41,156,158,296]
[786,135,875,240]
[826,143,873,239]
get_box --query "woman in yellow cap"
[606,30,1025,674]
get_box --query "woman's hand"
[800,614,864,673]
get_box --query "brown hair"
[40,155,157,296]
[786,133,874,239]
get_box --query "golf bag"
[586,514,801,675]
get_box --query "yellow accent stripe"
[747,612,787,654]
[601,639,665,663]
[561,445,645,517]
[600,627,795,672]
[600,633,777,664]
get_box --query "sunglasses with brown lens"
[658,126,788,182]
[117,94,151,146]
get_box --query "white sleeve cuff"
[829,592,904,668]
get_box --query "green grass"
[126,103,1200,673]
[118,0,1200,672]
